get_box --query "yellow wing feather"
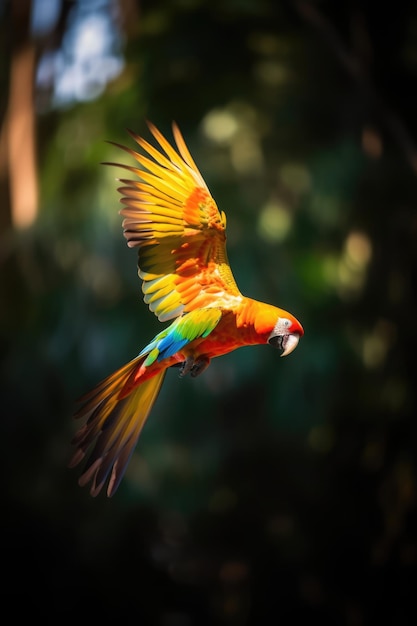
[114,122,241,322]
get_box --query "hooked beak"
[269,333,300,357]
[280,333,300,357]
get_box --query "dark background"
[1,1,417,623]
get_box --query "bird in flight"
[70,122,304,497]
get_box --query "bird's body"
[71,122,304,496]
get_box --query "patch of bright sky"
[32,0,125,107]
[31,0,62,35]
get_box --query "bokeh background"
[2,0,417,623]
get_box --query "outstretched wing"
[111,122,242,322]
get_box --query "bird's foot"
[178,355,211,378]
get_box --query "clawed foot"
[176,355,211,378]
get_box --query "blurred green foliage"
[1,0,417,623]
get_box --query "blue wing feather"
[139,308,222,366]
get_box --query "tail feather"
[70,356,166,497]
[74,358,137,419]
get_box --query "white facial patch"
[271,317,292,336]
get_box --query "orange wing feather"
[112,122,242,322]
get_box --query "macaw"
[70,122,304,497]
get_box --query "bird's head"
[268,314,304,357]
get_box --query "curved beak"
[279,333,300,357]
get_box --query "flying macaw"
[70,122,304,497]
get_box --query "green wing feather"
[140,307,223,366]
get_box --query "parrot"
[70,121,304,497]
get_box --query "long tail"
[69,356,166,497]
